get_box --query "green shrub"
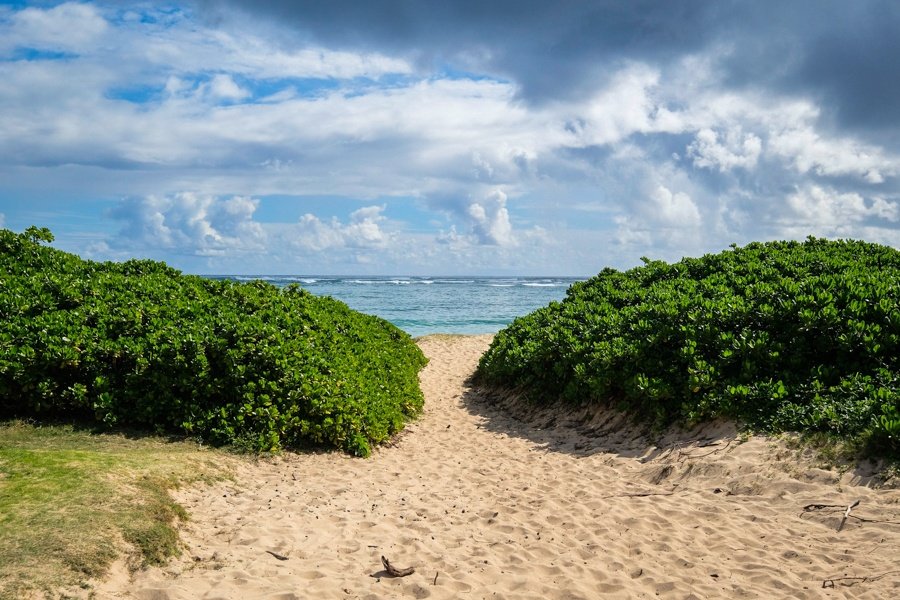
[477,238,900,458]
[0,227,427,456]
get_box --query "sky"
[1,0,899,275]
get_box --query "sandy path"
[97,335,900,599]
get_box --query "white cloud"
[0,3,411,80]
[687,127,761,172]
[293,205,390,252]
[110,193,265,256]
[786,185,899,228]
[227,43,412,80]
[0,52,551,187]
[648,185,702,227]
[343,205,390,247]
[467,189,516,246]
[0,2,108,55]
[612,178,706,258]
[470,146,536,182]
[566,64,682,147]
[769,127,894,183]
[616,183,701,239]
[205,74,250,101]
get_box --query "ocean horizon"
[208,275,582,337]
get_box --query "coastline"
[90,334,900,599]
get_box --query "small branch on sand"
[677,439,733,461]
[800,503,900,527]
[822,569,900,588]
[652,439,734,464]
[802,503,847,513]
[656,441,690,461]
[601,490,676,499]
[265,550,289,561]
[381,555,415,577]
[433,572,439,585]
[837,499,860,532]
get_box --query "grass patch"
[0,420,234,599]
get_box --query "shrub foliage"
[0,227,427,456]
[477,238,900,456]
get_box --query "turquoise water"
[216,276,581,337]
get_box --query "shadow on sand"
[459,376,894,488]
[459,375,740,462]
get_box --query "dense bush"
[477,238,900,457]
[0,227,427,456]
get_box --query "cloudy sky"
[1,1,898,275]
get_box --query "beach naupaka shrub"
[476,238,900,457]
[0,227,427,456]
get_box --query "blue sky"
[1,1,899,275]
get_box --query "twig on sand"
[838,499,860,532]
[656,441,691,461]
[265,550,289,561]
[677,439,733,461]
[601,490,676,499]
[800,503,900,526]
[653,439,733,463]
[433,572,439,585]
[822,569,900,588]
[381,555,415,577]
[802,503,847,512]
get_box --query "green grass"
[0,420,235,599]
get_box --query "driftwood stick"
[381,555,415,577]
[822,569,900,588]
[433,572,439,585]
[602,491,676,499]
[265,550,289,561]
[801,503,900,526]
[838,499,861,532]
[851,515,900,526]
[677,439,734,461]
[802,503,846,512]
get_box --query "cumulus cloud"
[611,174,707,259]
[648,185,702,227]
[293,205,390,252]
[774,185,900,245]
[110,193,266,256]
[768,127,895,183]
[467,189,515,246]
[687,127,762,172]
[786,185,899,228]
[570,65,670,146]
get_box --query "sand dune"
[94,334,900,599]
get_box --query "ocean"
[215,276,582,337]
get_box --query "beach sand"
[92,334,900,599]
